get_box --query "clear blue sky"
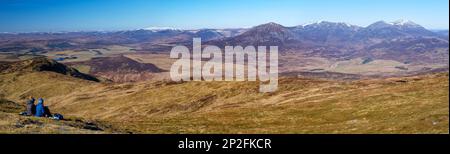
[0,0,448,32]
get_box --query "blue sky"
[0,0,448,32]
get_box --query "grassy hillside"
[0,64,448,133]
[0,98,126,134]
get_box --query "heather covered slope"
[0,59,448,133]
[0,57,99,82]
[67,55,165,82]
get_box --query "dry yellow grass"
[124,53,176,70]
[0,112,107,134]
[327,58,448,75]
[0,98,125,134]
[0,69,448,134]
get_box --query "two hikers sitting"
[21,96,63,120]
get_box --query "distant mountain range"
[0,20,448,64]
[206,20,448,64]
[210,20,445,45]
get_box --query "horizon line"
[1,20,449,34]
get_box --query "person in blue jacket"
[35,98,53,117]
[35,98,45,117]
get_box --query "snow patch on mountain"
[143,27,181,32]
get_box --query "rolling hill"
[0,58,448,133]
[66,55,165,82]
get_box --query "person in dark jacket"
[35,98,45,117]
[25,96,36,116]
[43,106,52,117]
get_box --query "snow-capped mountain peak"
[143,26,181,32]
[301,21,355,28]
[390,19,419,26]
[301,20,324,27]
[367,20,421,29]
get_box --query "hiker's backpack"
[53,113,64,120]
